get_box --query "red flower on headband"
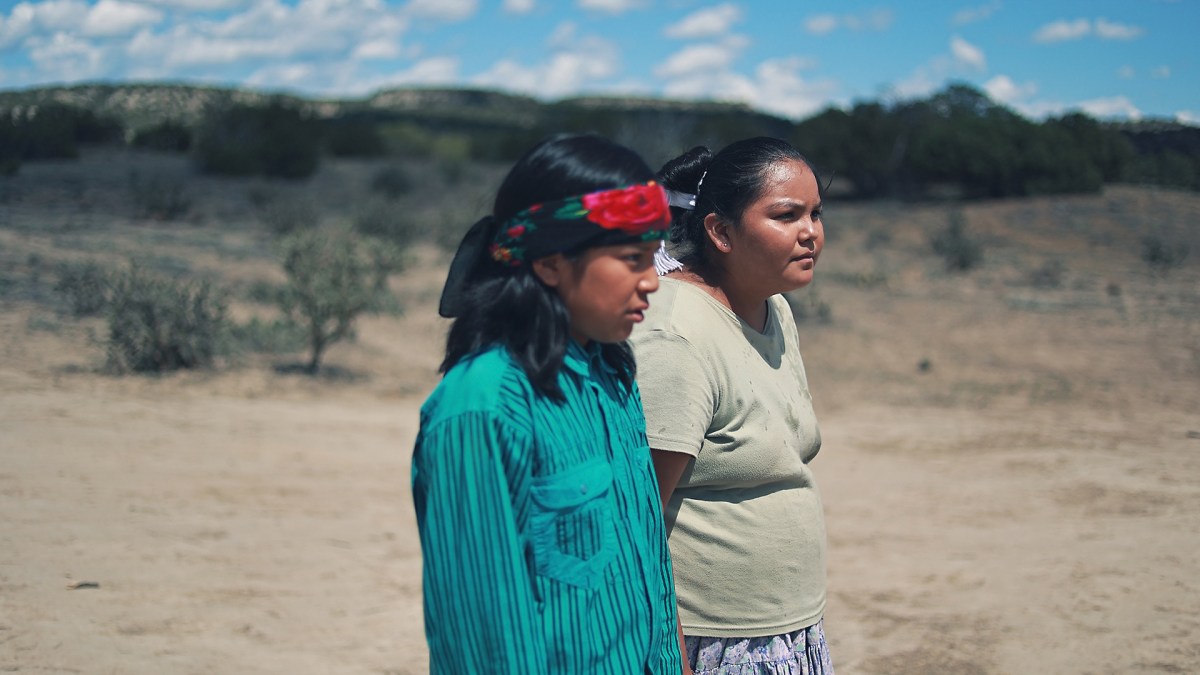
[581,182,670,234]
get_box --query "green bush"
[255,194,320,236]
[128,171,192,221]
[369,164,414,200]
[1141,234,1189,272]
[132,120,192,152]
[194,101,320,179]
[931,210,983,272]
[54,259,110,316]
[353,198,421,246]
[278,227,404,374]
[229,316,307,354]
[324,118,386,157]
[105,264,229,373]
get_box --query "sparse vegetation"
[1141,233,1189,272]
[931,209,983,272]
[277,227,404,374]
[369,164,414,200]
[353,198,421,245]
[53,259,110,317]
[104,263,229,373]
[1029,258,1066,289]
[255,193,320,235]
[128,171,192,221]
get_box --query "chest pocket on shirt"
[530,459,617,590]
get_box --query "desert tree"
[278,226,404,374]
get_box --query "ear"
[531,253,567,288]
[703,212,731,253]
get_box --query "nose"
[797,215,816,242]
[638,265,660,294]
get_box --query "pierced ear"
[531,254,566,287]
[703,212,731,252]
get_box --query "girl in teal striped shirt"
[412,134,684,674]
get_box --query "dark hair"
[657,136,817,264]
[441,133,655,400]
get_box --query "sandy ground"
[2,154,1199,674]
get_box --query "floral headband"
[489,181,671,266]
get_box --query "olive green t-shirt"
[631,277,826,638]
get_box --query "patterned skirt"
[684,620,833,675]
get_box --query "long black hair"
[440,133,655,400]
[657,136,818,266]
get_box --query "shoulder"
[769,294,800,338]
[421,346,534,428]
[638,277,728,340]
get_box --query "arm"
[413,413,547,674]
[650,448,696,675]
[631,331,713,675]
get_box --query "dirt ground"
[2,151,1198,673]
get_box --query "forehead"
[755,160,815,200]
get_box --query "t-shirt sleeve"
[411,411,548,673]
[632,330,715,457]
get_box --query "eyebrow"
[767,198,820,209]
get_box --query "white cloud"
[388,55,459,84]
[950,35,985,70]
[328,55,460,96]
[1,0,89,48]
[983,74,1035,105]
[1033,17,1144,44]
[353,38,400,60]
[803,14,837,35]
[1116,65,1134,79]
[139,0,251,10]
[577,0,643,14]
[1151,65,1170,79]
[1033,18,1090,43]
[244,61,314,88]
[27,31,105,79]
[472,33,619,98]
[83,0,163,37]
[891,37,988,99]
[1176,110,1198,126]
[654,38,745,79]
[654,38,833,120]
[952,0,1002,26]
[1075,95,1141,120]
[803,9,892,35]
[405,0,477,22]
[664,3,741,40]
[1094,18,1143,40]
[503,0,534,14]
[548,20,577,47]
[123,0,406,68]
[844,8,892,31]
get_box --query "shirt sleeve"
[412,411,547,674]
[631,330,715,457]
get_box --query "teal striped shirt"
[412,341,682,674]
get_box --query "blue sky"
[0,0,1195,123]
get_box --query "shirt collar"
[563,339,617,377]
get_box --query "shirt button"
[580,484,589,494]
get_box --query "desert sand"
[2,151,1198,673]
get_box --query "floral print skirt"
[684,619,833,675]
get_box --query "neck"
[671,264,770,332]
